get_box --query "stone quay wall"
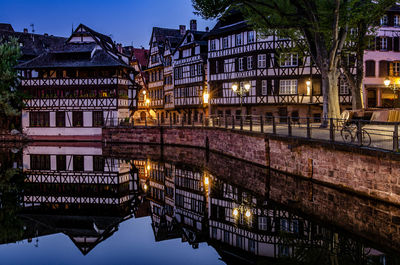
[103,126,400,204]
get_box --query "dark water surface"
[0,142,398,265]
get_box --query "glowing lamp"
[244,83,251,91]
[204,176,209,185]
[384,78,391,87]
[232,208,239,217]
[232,84,238,92]
[203,93,210,104]
[245,209,251,218]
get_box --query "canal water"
[0,143,398,265]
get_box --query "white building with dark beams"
[16,24,135,140]
[173,20,209,124]
[205,11,352,120]
[146,27,182,123]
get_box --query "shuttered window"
[379,61,389,77]
[365,60,376,77]
[92,111,103,127]
[56,111,65,127]
[30,155,50,170]
[29,112,50,127]
[72,111,83,127]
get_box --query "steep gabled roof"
[151,27,182,45]
[203,10,249,38]
[0,23,14,32]
[67,23,113,45]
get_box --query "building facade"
[16,24,135,140]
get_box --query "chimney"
[179,25,186,36]
[44,33,48,37]
[190,19,197,31]
[117,43,123,53]
[23,28,28,33]
[205,27,209,32]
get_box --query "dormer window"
[381,15,388,26]
[395,15,400,27]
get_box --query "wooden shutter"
[252,55,257,69]
[266,54,271,68]
[274,79,279,95]
[235,58,239,72]
[256,80,261,96]
[388,37,393,51]
[219,60,224,73]
[395,37,400,52]
[376,37,381,51]
[365,60,376,77]
[379,60,388,77]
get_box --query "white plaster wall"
[24,127,102,136]
[83,111,92,127]
[84,156,93,171]
[49,112,56,127]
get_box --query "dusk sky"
[0,0,216,47]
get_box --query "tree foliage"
[0,38,23,119]
[193,0,396,119]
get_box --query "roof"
[203,10,250,38]
[151,27,182,45]
[68,23,113,45]
[16,48,129,69]
[0,29,66,61]
[0,23,14,32]
[132,48,149,67]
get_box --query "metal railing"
[105,115,400,153]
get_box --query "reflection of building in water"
[144,160,388,264]
[20,144,140,255]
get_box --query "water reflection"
[0,143,398,264]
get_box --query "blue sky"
[0,0,216,47]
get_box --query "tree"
[0,38,22,128]
[193,0,395,121]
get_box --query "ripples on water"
[0,143,397,265]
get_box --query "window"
[280,53,298,67]
[365,60,376,77]
[261,80,268,95]
[56,155,66,171]
[73,155,84,171]
[393,61,400,76]
[30,155,50,170]
[236,235,243,249]
[235,34,242,46]
[29,112,50,127]
[258,54,267,68]
[92,111,103,127]
[248,239,256,253]
[395,15,400,27]
[239,58,244,71]
[258,216,268,230]
[381,15,388,26]
[210,39,216,51]
[224,231,230,243]
[381,37,388,50]
[197,64,202,75]
[93,156,104,172]
[247,56,253,70]
[279,80,298,94]
[56,112,65,127]
[212,227,217,239]
[339,75,350,95]
[248,31,255,43]
[222,37,229,49]
[190,65,196,76]
[72,111,83,127]
[280,219,289,232]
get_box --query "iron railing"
[105,115,400,153]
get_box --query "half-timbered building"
[205,11,352,120]
[16,24,135,140]
[146,27,182,123]
[173,20,209,124]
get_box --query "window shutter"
[274,79,279,95]
[388,37,393,51]
[235,58,239,72]
[395,37,400,52]
[219,60,224,73]
[379,60,388,77]
[253,55,257,69]
[210,60,216,74]
[376,37,381,51]
[243,58,247,71]
[274,53,279,67]
[266,54,271,68]
[365,61,376,77]
[256,80,261,96]
[389,14,394,27]
[268,80,273,95]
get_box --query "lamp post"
[232,82,251,116]
[384,78,400,108]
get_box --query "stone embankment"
[103,126,400,205]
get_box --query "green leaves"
[0,38,22,118]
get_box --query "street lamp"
[232,204,252,220]
[384,77,400,107]
[203,92,209,104]
[232,82,251,115]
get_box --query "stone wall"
[104,127,269,166]
[269,139,400,204]
[103,126,400,204]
